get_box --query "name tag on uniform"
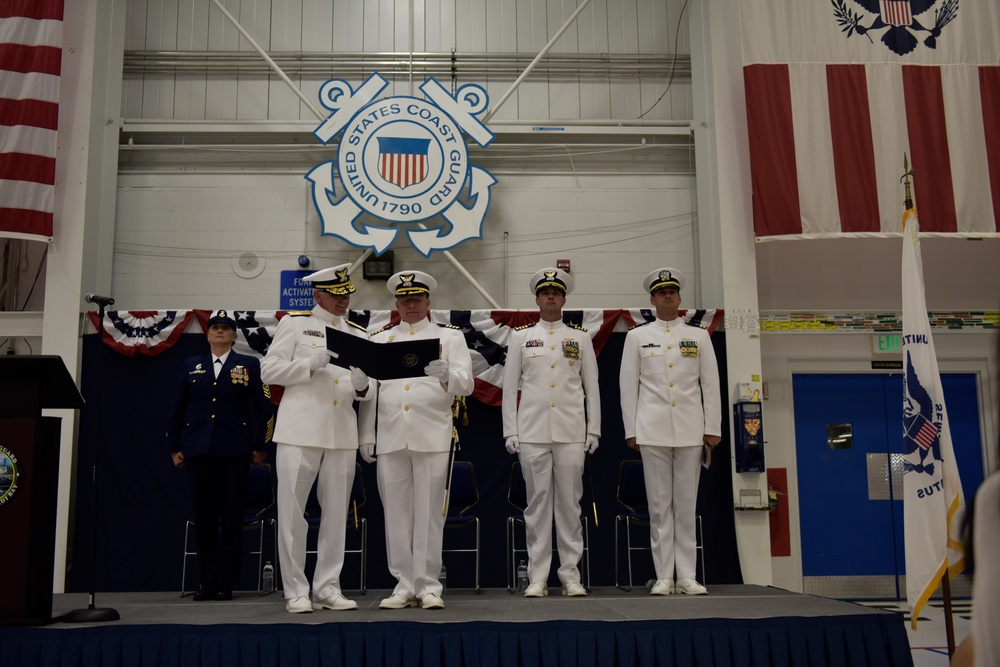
[680,339,699,357]
[525,339,543,348]
[641,343,661,348]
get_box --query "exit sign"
[872,334,902,354]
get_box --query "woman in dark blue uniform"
[166,310,273,601]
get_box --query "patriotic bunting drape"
[87,308,723,406]
[0,0,63,241]
[741,1,1000,239]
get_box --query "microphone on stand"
[85,293,115,307]
[62,291,120,623]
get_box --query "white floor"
[853,599,973,667]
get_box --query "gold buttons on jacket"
[212,398,216,402]
[404,405,410,411]
[669,383,674,388]
[667,345,672,350]
[333,400,338,406]
[671,402,676,407]
[335,378,339,384]
[668,363,673,368]
[404,385,410,391]
[550,403,555,407]
[550,346,555,350]
[550,383,555,388]
[409,330,415,336]
[550,363,555,368]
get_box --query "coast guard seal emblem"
[307,73,497,257]
[0,446,19,506]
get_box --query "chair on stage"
[181,462,277,596]
[506,460,591,592]
[304,462,367,593]
[614,459,704,591]
[442,460,481,592]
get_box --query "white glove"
[309,348,331,372]
[585,434,600,454]
[350,366,369,392]
[359,443,376,463]
[424,359,449,383]
[505,436,520,454]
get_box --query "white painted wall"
[111,172,701,311]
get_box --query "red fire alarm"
[556,259,571,272]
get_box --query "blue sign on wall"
[280,270,315,310]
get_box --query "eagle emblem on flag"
[831,0,958,55]
[902,350,943,475]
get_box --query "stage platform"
[4,586,913,666]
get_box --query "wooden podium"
[0,356,84,625]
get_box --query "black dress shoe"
[215,589,233,601]
[192,586,217,601]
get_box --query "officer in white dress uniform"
[501,268,600,598]
[358,270,474,611]
[619,268,721,596]
[259,264,375,614]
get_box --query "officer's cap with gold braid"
[303,263,356,295]
[387,270,437,296]
[643,267,686,294]
[529,267,574,296]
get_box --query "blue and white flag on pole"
[901,207,966,629]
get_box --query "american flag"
[0,0,63,241]
[741,1,1000,239]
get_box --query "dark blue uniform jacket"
[166,351,272,458]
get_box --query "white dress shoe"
[524,582,548,598]
[675,578,708,595]
[312,594,358,611]
[420,593,445,609]
[562,582,587,597]
[650,579,674,596]
[379,593,419,609]
[285,596,314,613]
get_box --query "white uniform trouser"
[276,444,355,600]
[518,441,585,586]
[377,449,449,599]
[639,444,702,581]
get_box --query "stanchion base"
[60,607,120,623]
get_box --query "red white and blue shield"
[377,137,431,189]
[880,0,912,26]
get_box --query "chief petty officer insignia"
[679,339,699,357]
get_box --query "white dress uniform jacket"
[619,318,721,447]
[502,320,601,442]
[260,307,375,449]
[359,318,474,450]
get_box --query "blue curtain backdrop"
[69,330,740,592]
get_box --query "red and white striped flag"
[0,0,63,241]
[741,1,1000,239]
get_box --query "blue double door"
[793,373,984,598]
